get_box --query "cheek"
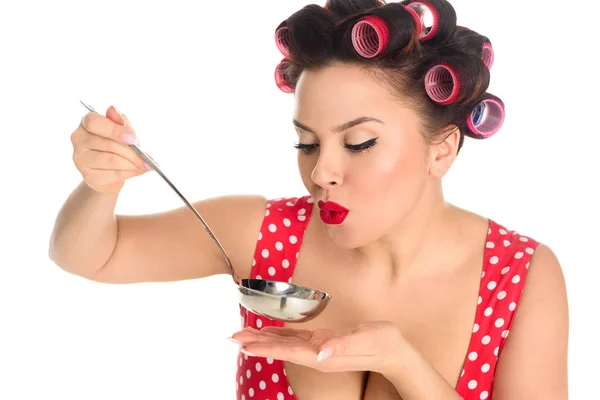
[356,144,425,190]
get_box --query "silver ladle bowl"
[80,101,331,323]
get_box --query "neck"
[352,182,459,277]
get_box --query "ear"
[428,125,460,178]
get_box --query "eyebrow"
[293,116,384,133]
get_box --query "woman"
[49,0,569,398]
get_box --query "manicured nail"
[317,347,333,361]
[121,133,139,145]
[227,337,243,345]
[240,348,257,357]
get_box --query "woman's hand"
[230,321,406,376]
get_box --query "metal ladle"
[79,101,331,322]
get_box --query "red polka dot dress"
[235,196,539,400]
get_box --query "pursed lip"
[318,200,349,212]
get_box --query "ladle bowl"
[237,279,330,322]
[79,101,331,323]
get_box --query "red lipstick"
[318,201,349,225]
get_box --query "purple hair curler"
[467,97,505,137]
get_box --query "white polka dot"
[256,319,263,328]
[468,380,478,389]
[282,259,289,268]
[275,241,283,251]
[252,258,256,266]
[307,197,314,203]
[288,277,292,283]
[266,203,271,208]
[477,296,482,305]
[239,376,243,385]
[289,235,298,244]
[298,215,306,221]
[481,363,490,373]
[526,262,530,269]
[283,218,291,227]
[526,247,534,254]
[490,256,499,264]
[236,381,239,392]
[249,388,255,397]
[259,381,266,390]
[502,330,510,338]
[480,390,489,399]
[482,335,491,345]
[256,274,262,280]
[258,232,262,240]
[484,307,493,317]
[239,357,242,366]
[261,249,269,258]
[267,357,274,364]
[497,291,506,300]
[286,201,294,206]
[512,275,521,284]
[277,393,284,400]
[499,228,507,235]
[515,251,524,259]
[288,386,294,394]
[268,266,276,276]
[298,208,306,215]
[495,318,505,328]
[481,271,485,279]
[269,223,277,232]
[272,373,279,383]
[468,351,478,361]
[501,266,510,275]
[519,236,528,242]
[265,210,270,217]
[487,281,497,290]
[296,252,299,258]
[473,323,479,333]
[494,346,499,356]
[246,369,251,378]
[461,369,465,377]
[242,394,245,400]
[255,362,262,372]
[503,240,511,247]
[244,354,248,360]
[509,302,516,311]
[486,241,495,248]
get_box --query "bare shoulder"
[492,242,569,399]
[93,194,268,284]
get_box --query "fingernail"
[121,133,139,145]
[144,162,152,171]
[227,337,243,345]
[317,347,333,361]
[240,348,257,357]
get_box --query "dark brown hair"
[274,0,503,153]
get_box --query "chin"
[322,220,375,250]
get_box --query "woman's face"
[293,62,440,249]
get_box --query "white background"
[1,0,598,398]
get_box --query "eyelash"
[293,138,378,155]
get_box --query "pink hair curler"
[274,58,294,93]
[404,5,424,37]
[424,64,460,105]
[466,97,505,137]
[351,15,390,58]
[481,42,494,69]
[275,26,291,58]
[404,1,440,41]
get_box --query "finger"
[242,340,318,364]
[80,131,149,171]
[231,329,301,345]
[318,330,379,360]
[81,110,139,145]
[259,326,314,341]
[77,149,144,172]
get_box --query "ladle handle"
[79,101,241,284]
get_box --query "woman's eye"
[345,137,378,153]
[293,143,318,154]
[293,138,378,155]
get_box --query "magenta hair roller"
[481,42,494,69]
[424,64,460,105]
[404,1,440,41]
[274,58,294,93]
[275,26,291,58]
[351,15,390,58]
[467,97,505,137]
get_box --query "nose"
[311,152,343,188]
